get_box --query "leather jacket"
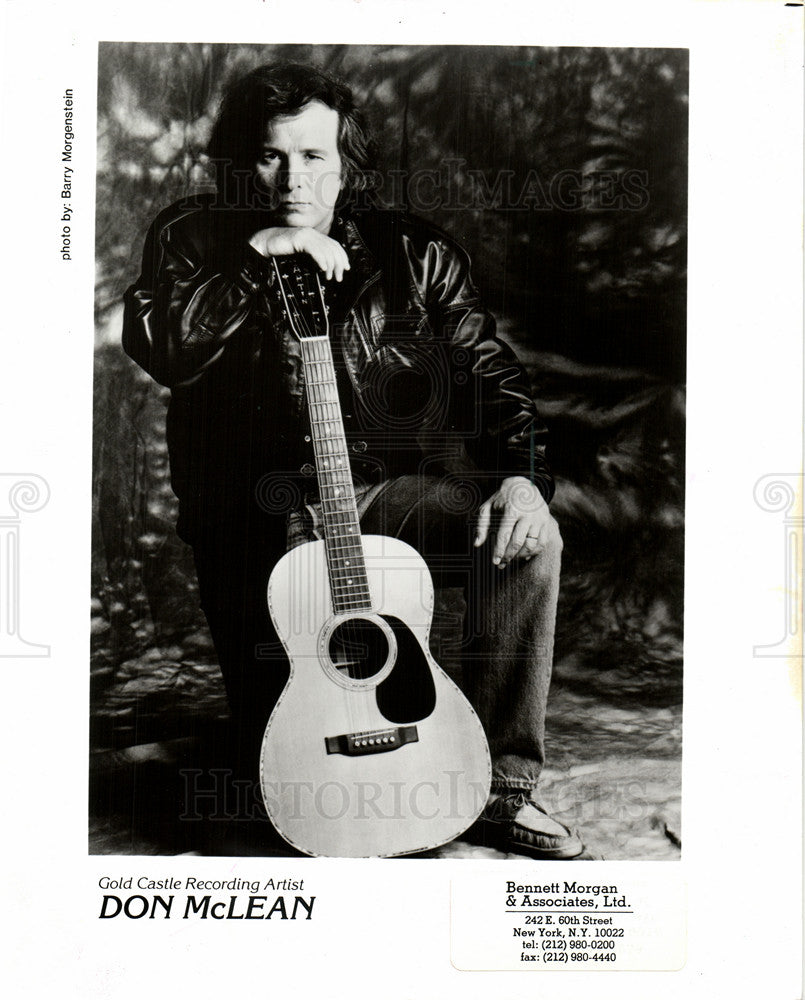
[122,194,553,542]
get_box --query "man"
[123,62,584,859]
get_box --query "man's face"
[255,100,343,234]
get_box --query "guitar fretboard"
[299,336,372,614]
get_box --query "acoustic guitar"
[259,255,492,857]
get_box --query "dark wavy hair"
[207,62,376,211]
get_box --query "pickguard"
[375,614,437,723]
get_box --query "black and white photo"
[91,44,687,861]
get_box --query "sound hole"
[328,618,389,680]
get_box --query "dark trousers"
[193,475,562,792]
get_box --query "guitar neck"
[299,335,372,614]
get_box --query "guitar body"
[260,535,492,857]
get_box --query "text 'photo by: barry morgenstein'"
[91,43,686,861]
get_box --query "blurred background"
[91,43,686,858]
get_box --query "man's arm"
[123,208,353,388]
[248,227,350,282]
[122,205,271,388]
[426,232,556,567]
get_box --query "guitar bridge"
[324,726,419,757]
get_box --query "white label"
[451,867,686,971]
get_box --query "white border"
[1,2,802,997]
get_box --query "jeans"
[193,475,561,792]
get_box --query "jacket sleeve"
[425,235,555,503]
[122,207,272,388]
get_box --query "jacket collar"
[334,212,380,284]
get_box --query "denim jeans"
[193,475,561,793]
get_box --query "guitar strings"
[274,258,379,737]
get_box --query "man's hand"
[474,476,553,568]
[249,226,350,282]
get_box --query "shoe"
[470,790,586,860]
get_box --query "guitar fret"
[273,261,373,607]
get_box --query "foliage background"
[92,43,687,753]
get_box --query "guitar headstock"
[271,255,329,342]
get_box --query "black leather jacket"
[123,195,553,542]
